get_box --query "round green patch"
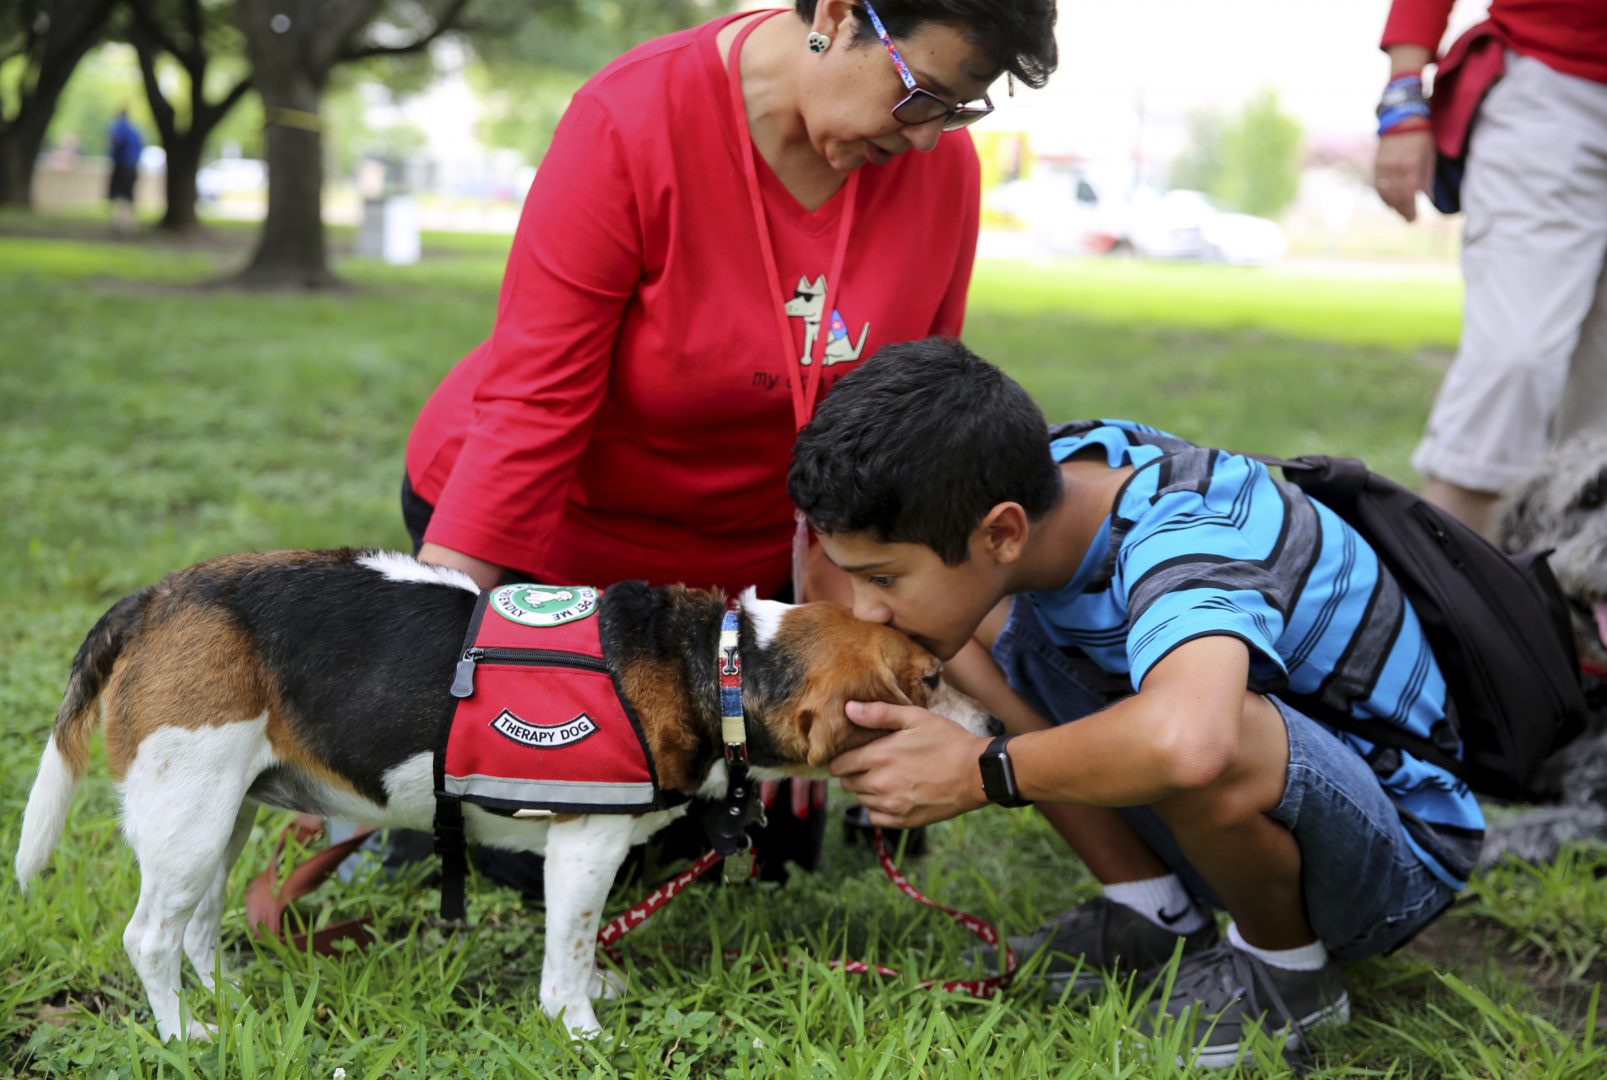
[488,584,599,627]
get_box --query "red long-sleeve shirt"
[1382,0,1607,84]
[406,11,980,596]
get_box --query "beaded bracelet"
[1377,72,1430,135]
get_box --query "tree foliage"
[1170,88,1303,218]
[0,0,118,206]
[232,0,472,287]
[469,0,715,73]
[467,0,716,162]
[126,0,255,229]
[43,42,148,154]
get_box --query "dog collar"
[719,607,748,763]
[709,604,758,878]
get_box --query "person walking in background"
[1372,0,1607,536]
[106,108,143,237]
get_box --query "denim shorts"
[992,600,1457,960]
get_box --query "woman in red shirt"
[401,0,1058,883]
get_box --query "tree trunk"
[232,0,462,287]
[0,115,50,208]
[234,92,335,287]
[0,0,117,209]
[159,136,202,231]
[130,19,253,237]
[234,0,337,288]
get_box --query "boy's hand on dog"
[830,701,990,827]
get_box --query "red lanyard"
[727,13,861,431]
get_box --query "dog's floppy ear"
[798,658,913,766]
[876,657,915,707]
[800,702,883,767]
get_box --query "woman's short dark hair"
[795,1,1058,89]
[788,338,1061,565]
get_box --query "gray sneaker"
[973,896,1218,994]
[1139,940,1350,1069]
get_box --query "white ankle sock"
[1103,874,1210,933]
[1227,921,1329,972]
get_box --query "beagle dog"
[14,549,992,1040]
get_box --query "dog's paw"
[588,969,625,1000]
[168,1019,217,1043]
[543,998,606,1041]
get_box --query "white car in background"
[991,177,1288,265]
[196,158,267,201]
[989,172,1128,255]
[1124,189,1288,265]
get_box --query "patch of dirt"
[1402,914,1605,1030]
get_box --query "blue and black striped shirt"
[1029,420,1484,888]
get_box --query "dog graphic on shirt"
[784,274,870,366]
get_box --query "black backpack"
[1253,454,1586,801]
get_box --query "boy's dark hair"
[794,1,1058,89]
[788,338,1060,565]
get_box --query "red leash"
[247,815,377,955]
[596,829,1017,997]
[595,849,727,948]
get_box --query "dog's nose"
[984,715,1005,737]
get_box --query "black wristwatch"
[978,733,1031,807]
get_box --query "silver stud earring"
[807,31,829,54]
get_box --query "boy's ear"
[978,503,1029,564]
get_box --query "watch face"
[980,736,1028,806]
[980,750,1015,803]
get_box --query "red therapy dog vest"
[438,584,677,815]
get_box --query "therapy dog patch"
[489,708,598,749]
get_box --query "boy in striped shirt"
[789,339,1482,1067]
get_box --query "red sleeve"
[931,135,980,337]
[1380,0,1458,53]
[424,93,641,569]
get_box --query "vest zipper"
[450,646,611,699]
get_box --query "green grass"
[2,218,1602,1077]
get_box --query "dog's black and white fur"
[14,549,992,1040]
[1485,436,1607,866]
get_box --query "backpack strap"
[1242,452,1370,499]
[1238,449,1577,797]
[1239,452,1474,780]
[1278,694,1471,782]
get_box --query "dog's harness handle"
[245,815,377,956]
[597,829,1018,997]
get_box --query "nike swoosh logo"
[1157,905,1190,926]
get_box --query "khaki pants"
[1413,51,1607,493]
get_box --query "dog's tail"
[15,586,153,890]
